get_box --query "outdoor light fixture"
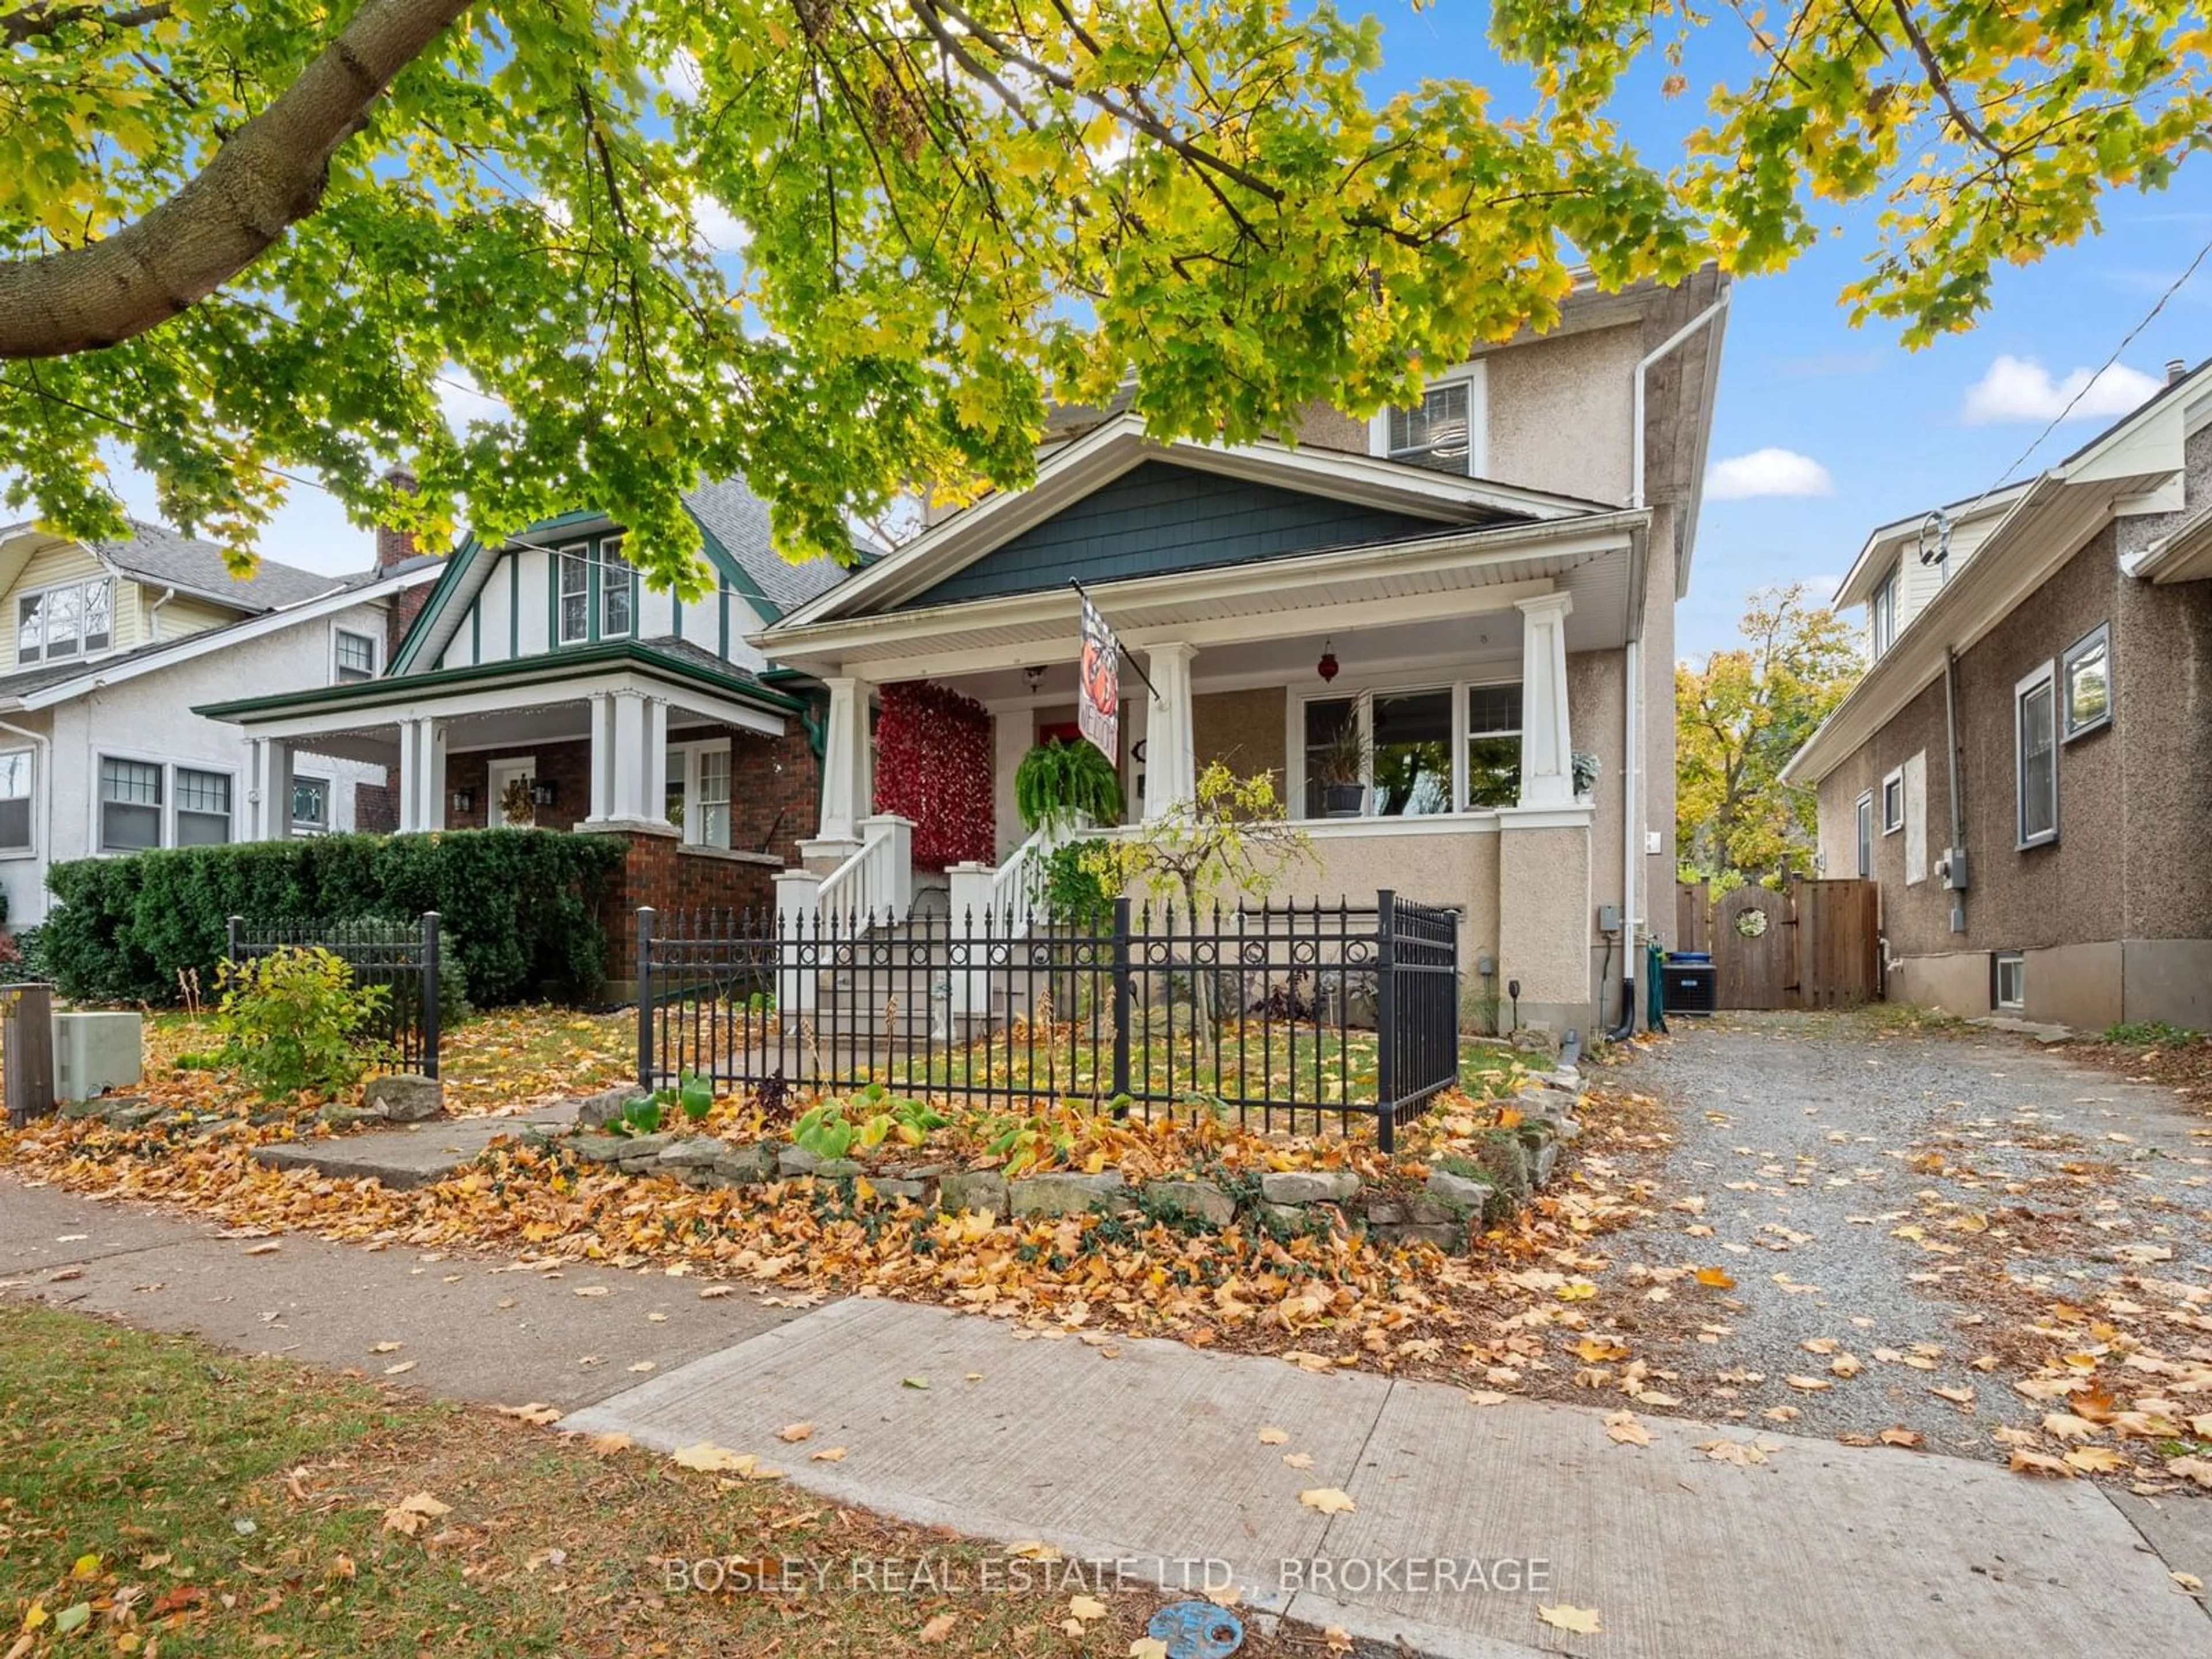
[450,788,475,815]
[531,778,558,808]
[1317,641,1339,683]
[1024,664,1046,692]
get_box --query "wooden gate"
[1672,880,1881,1011]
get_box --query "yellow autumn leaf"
[1298,1487,1357,1515]
[1537,1603,1603,1635]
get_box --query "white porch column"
[251,739,294,840]
[1141,643,1196,821]
[610,690,647,823]
[587,691,616,821]
[396,721,421,832]
[1514,593,1575,808]
[417,718,448,831]
[644,695,671,825]
[817,676,873,843]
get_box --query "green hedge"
[43,831,628,1008]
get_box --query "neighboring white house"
[0,518,441,925]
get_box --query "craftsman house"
[196,478,853,976]
[755,268,1732,1037]
[0,518,439,926]
[1782,356,2212,1031]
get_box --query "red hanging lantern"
[1317,640,1339,683]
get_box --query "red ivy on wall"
[873,680,995,870]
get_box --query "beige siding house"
[754,270,1730,1038]
[1784,357,2212,1031]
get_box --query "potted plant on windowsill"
[1313,721,1370,818]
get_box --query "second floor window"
[18,576,112,665]
[1871,569,1898,658]
[600,537,634,638]
[557,539,633,645]
[335,629,378,683]
[1387,381,1475,475]
[558,544,592,644]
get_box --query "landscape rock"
[713,1142,779,1183]
[59,1098,113,1120]
[614,1132,676,1169]
[1362,1193,1463,1228]
[1372,1221,1468,1252]
[1469,1136,1531,1206]
[317,1102,391,1130]
[575,1086,637,1129]
[103,1098,166,1129]
[867,1176,933,1203]
[1145,1179,1236,1227]
[1258,1170,1360,1206]
[655,1138,726,1169]
[1532,1140,1561,1188]
[1258,1202,1313,1233]
[1009,1172,1128,1217]
[777,1146,823,1177]
[365,1073,444,1123]
[568,1133,630,1164]
[1425,1169,1495,1217]
[937,1171,1009,1219]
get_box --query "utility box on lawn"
[1662,953,1718,1017]
[52,1010,143,1103]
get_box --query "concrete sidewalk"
[5,1177,2207,1657]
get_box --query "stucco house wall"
[2,600,393,926]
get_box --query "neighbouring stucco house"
[195,476,855,984]
[1782,355,2212,1032]
[0,517,441,926]
[752,268,1731,1037]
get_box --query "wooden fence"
[1672,880,1880,1012]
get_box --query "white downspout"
[147,585,176,641]
[1624,288,1731,1024]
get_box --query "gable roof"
[0,559,438,713]
[93,520,358,610]
[771,416,1611,630]
[391,474,857,675]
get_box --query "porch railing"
[812,814,914,924]
[225,912,442,1078]
[636,889,1459,1148]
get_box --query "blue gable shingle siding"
[897,461,1463,609]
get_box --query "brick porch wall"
[441,722,819,865]
[596,833,782,985]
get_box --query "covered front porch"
[759,511,1649,1035]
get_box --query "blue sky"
[103,3,2212,660]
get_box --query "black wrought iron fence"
[225,912,442,1078]
[637,890,1459,1147]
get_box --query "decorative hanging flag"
[1076,590,1120,764]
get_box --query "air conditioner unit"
[52,1011,143,1102]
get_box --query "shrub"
[215,946,392,1099]
[42,830,626,1007]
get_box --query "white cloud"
[1960,354,2165,425]
[1704,447,1835,501]
[690,191,752,256]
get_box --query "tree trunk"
[0,0,474,359]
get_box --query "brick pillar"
[378,464,431,664]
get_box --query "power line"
[1963,227,2212,516]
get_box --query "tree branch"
[0,1,169,46]
[1885,0,2008,158]
[0,0,473,359]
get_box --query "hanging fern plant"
[1014,740,1123,833]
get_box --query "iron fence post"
[225,914,241,969]
[420,911,442,1079]
[1374,888,1397,1154]
[1110,896,1132,1110]
[636,906,656,1092]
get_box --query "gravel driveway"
[1584,1010,2212,1463]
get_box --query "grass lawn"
[0,1305,1287,1658]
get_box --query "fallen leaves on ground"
[1536,1604,1603,1635]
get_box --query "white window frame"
[598,535,634,640]
[1367,359,1489,478]
[333,626,380,684]
[1993,951,2026,1012]
[94,753,243,854]
[2060,621,2112,743]
[2015,661,2059,850]
[291,772,331,834]
[556,543,592,645]
[16,574,115,666]
[1855,790,1874,877]
[1870,567,1898,658]
[1287,671,1520,821]
[1880,767,1904,835]
[96,752,168,854]
[0,747,33,857]
[666,737,734,847]
[173,766,234,847]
